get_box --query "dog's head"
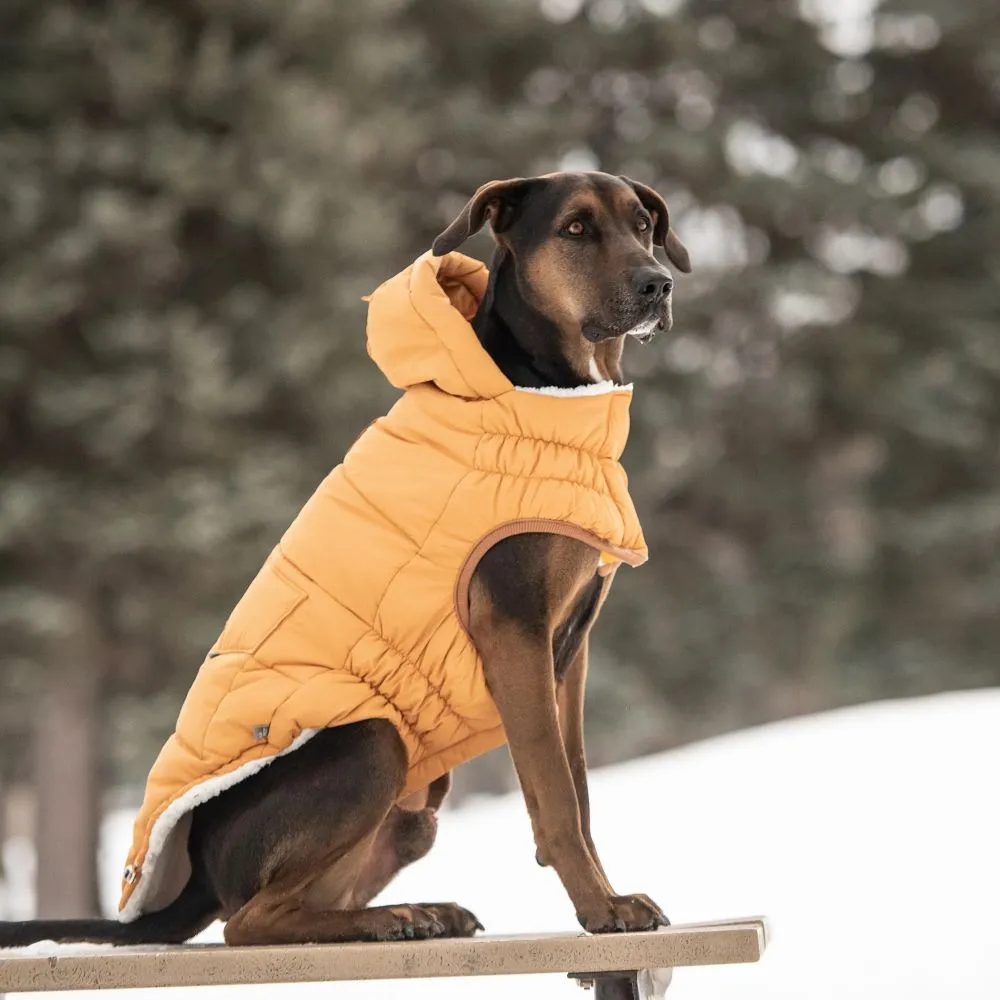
[432,171,691,352]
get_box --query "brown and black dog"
[0,171,690,948]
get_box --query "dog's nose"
[632,267,673,301]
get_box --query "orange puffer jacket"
[118,250,647,921]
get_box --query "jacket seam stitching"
[340,663,427,751]
[476,429,616,459]
[340,466,422,548]
[172,730,203,761]
[337,630,432,752]
[194,652,256,760]
[367,470,478,727]
[272,548,466,735]
[197,653,303,763]
[198,553,308,747]
[470,462,620,498]
[358,626,470,735]
[213,658,427,758]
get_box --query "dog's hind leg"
[346,772,452,908]
[224,884,480,946]
[190,720,477,946]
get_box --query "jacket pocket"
[209,560,307,658]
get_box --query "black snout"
[632,266,673,302]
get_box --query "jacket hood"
[365,250,515,400]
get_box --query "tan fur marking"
[523,241,596,381]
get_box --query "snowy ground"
[3,689,998,999]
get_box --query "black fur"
[473,248,585,390]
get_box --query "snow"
[4,689,998,999]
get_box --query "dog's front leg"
[555,638,611,885]
[472,613,664,933]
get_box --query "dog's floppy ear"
[432,178,538,256]
[619,176,692,274]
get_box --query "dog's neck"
[472,248,623,390]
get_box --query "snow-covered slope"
[6,690,999,999]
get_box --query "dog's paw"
[415,902,484,937]
[577,893,668,934]
[375,904,447,941]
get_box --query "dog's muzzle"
[631,265,673,303]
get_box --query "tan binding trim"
[454,518,646,635]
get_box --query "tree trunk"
[0,773,5,921]
[32,663,102,918]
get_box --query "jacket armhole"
[453,518,644,637]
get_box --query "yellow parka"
[118,250,647,921]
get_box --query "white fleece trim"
[514,380,633,397]
[118,728,320,923]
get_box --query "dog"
[0,171,690,949]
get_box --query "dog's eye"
[563,220,586,237]
[637,217,651,234]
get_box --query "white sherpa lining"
[515,380,633,397]
[118,728,320,923]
